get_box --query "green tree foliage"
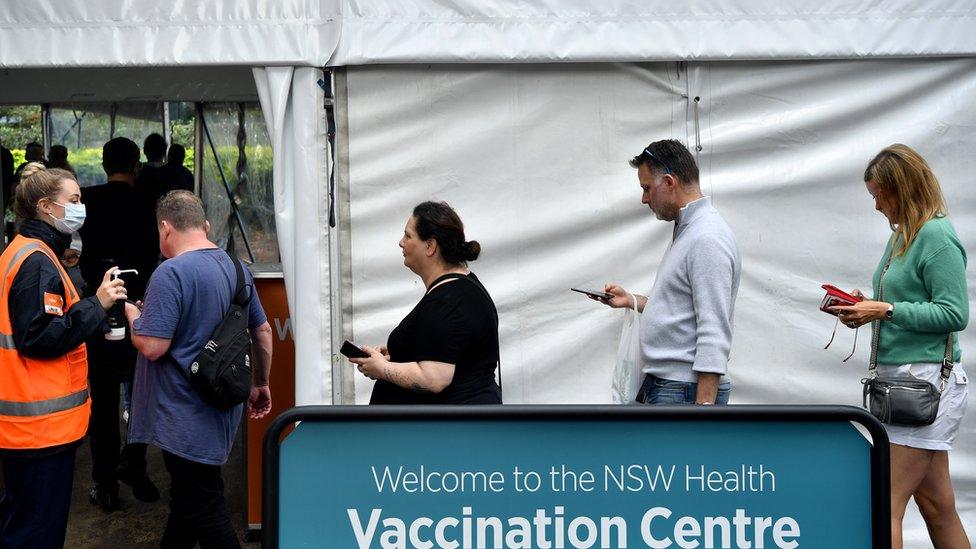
[0,106,43,149]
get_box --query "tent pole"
[41,104,51,159]
[162,102,172,146]
[109,103,117,139]
[194,103,203,195]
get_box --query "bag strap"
[940,333,955,392]
[867,252,892,376]
[425,272,502,390]
[165,253,252,384]
[869,248,954,392]
[227,253,252,307]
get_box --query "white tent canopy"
[3,1,976,67]
[3,3,976,544]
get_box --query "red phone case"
[820,284,862,316]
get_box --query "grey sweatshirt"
[640,196,741,383]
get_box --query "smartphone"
[340,340,370,359]
[571,287,613,301]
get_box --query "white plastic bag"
[611,294,642,404]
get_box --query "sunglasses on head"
[640,148,672,175]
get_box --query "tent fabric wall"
[342,60,976,544]
[4,1,976,68]
[253,67,333,406]
[0,1,340,68]
[329,1,976,64]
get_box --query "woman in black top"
[352,201,502,404]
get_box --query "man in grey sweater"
[600,140,741,405]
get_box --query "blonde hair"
[15,163,77,220]
[863,144,947,258]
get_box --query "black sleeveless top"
[369,273,502,405]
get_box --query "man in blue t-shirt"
[124,190,273,548]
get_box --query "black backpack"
[181,253,254,410]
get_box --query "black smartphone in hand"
[571,287,613,301]
[340,340,370,359]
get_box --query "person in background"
[13,142,47,181]
[166,143,195,192]
[831,144,970,549]
[61,237,85,295]
[0,143,12,196]
[352,201,502,405]
[125,190,273,547]
[0,163,125,548]
[48,145,76,176]
[9,143,49,243]
[135,133,171,203]
[596,139,741,406]
[79,137,161,511]
[1,143,14,244]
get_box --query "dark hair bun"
[464,240,481,261]
[412,201,480,266]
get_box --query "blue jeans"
[635,374,731,405]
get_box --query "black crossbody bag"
[178,253,254,410]
[861,254,953,426]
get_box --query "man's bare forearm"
[695,372,720,404]
[251,323,273,386]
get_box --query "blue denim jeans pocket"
[636,375,731,405]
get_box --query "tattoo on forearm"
[385,365,409,387]
[384,364,431,393]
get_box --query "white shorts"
[878,362,969,451]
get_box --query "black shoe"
[89,485,121,512]
[117,466,160,503]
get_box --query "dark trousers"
[90,377,147,491]
[160,451,241,549]
[0,447,76,549]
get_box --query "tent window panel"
[167,102,196,173]
[113,103,165,161]
[200,102,279,269]
[0,105,43,158]
[49,102,164,188]
[0,105,44,237]
[48,105,112,188]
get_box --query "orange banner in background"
[247,277,295,532]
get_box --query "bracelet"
[695,401,714,406]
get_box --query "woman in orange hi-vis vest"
[0,163,126,549]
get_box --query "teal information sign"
[264,406,888,549]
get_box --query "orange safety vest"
[0,235,90,449]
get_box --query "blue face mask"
[48,201,87,234]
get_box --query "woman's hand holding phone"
[349,345,388,381]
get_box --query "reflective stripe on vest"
[0,243,44,302]
[0,333,15,350]
[0,388,89,417]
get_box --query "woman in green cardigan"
[833,144,970,549]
